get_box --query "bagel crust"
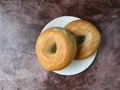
[65,20,101,59]
[35,27,76,70]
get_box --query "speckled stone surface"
[0,0,120,90]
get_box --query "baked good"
[65,20,101,59]
[35,27,77,70]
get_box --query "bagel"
[65,20,101,59]
[35,27,77,70]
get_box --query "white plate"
[42,16,97,76]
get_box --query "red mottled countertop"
[0,0,120,90]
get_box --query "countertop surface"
[0,0,120,90]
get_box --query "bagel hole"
[51,43,57,53]
[75,35,85,45]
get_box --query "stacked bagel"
[36,20,101,71]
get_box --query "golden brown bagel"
[65,20,101,59]
[35,27,77,70]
